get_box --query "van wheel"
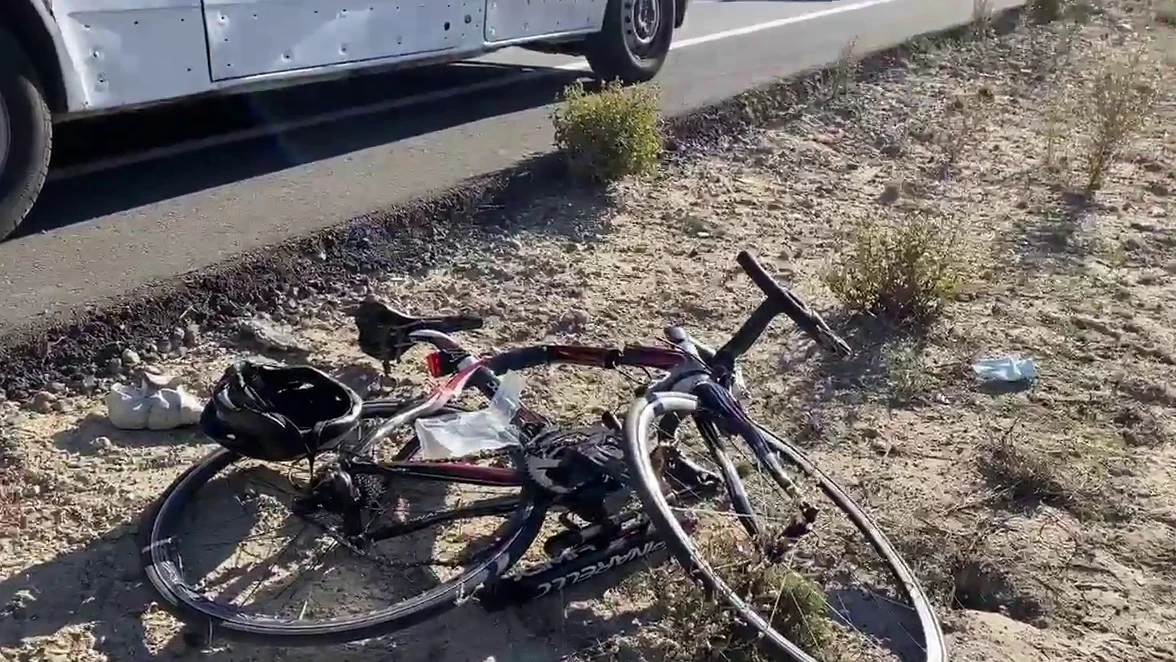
[0,28,52,242]
[585,0,675,84]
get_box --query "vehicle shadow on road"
[19,62,585,238]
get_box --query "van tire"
[585,0,675,84]
[0,28,52,241]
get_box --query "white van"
[0,0,688,240]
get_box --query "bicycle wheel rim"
[140,405,545,646]
[622,392,946,662]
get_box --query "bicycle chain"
[298,506,471,572]
[310,420,593,574]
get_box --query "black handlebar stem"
[714,249,851,364]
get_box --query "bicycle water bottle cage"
[354,298,484,366]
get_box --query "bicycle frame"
[314,329,733,609]
[326,243,839,609]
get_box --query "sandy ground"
[3,3,1176,661]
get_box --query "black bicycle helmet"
[200,360,363,462]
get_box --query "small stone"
[30,391,56,413]
[1149,206,1166,218]
[48,381,67,394]
[506,238,524,251]
[236,318,311,355]
[80,376,99,394]
[105,357,123,376]
[121,349,141,367]
[90,436,113,451]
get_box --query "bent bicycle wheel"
[139,399,545,646]
[623,391,947,662]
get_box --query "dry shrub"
[937,86,996,177]
[824,212,968,325]
[552,80,663,184]
[971,0,994,39]
[807,39,860,105]
[629,535,832,661]
[1078,46,1163,193]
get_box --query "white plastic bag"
[414,371,525,460]
[972,356,1038,383]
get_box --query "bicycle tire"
[138,399,547,646]
[622,391,946,662]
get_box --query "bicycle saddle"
[354,297,483,362]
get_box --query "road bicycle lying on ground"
[139,251,946,662]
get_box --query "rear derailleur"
[291,463,373,548]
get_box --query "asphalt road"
[0,0,1012,337]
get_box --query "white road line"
[47,0,897,183]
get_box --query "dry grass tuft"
[823,211,969,326]
[976,425,1118,518]
[0,436,23,532]
[552,80,663,184]
[626,535,833,662]
[1077,45,1164,193]
[810,39,861,104]
[937,85,997,177]
[971,0,995,39]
